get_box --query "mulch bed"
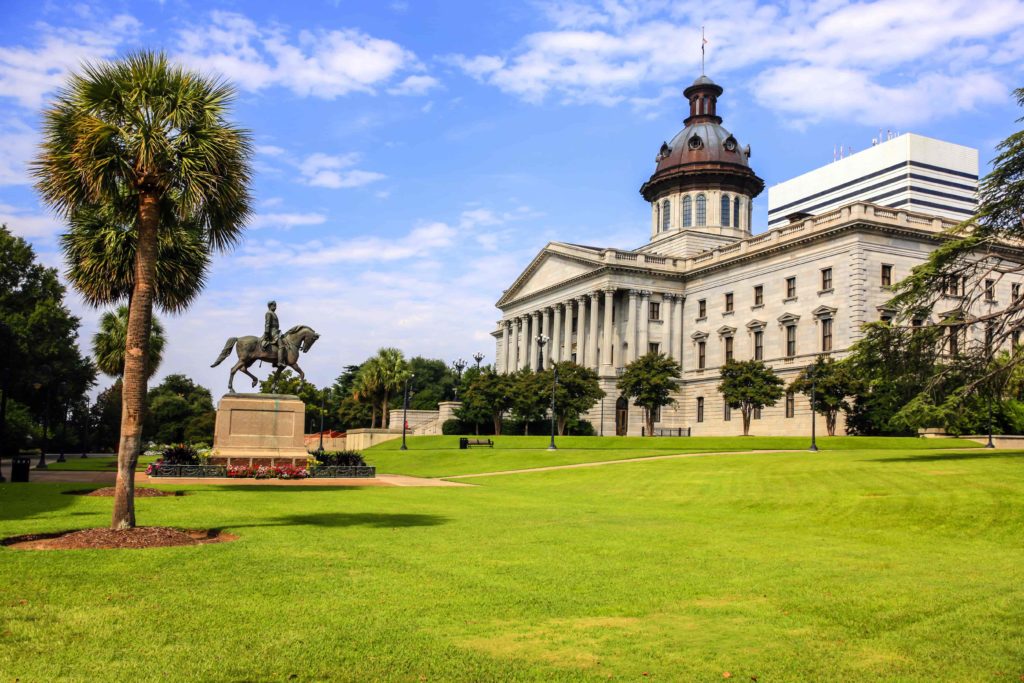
[77,487,183,497]
[1,527,237,550]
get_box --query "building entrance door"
[615,397,629,436]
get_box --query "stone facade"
[213,393,309,465]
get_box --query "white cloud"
[0,203,61,239]
[297,152,386,189]
[248,212,328,230]
[176,11,437,99]
[448,0,1023,123]
[0,119,36,186]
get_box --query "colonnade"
[498,288,684,374]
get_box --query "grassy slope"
[1,446,1021,681]
[364,435,982,478]
[44,455,156,472]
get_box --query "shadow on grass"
[868,450,1024,463]
[0,484,84,521]
[234,512,448,529]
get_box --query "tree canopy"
[717,359,785,436]
[789,356,858,436]
[617,352,682,436]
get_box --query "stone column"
[563,300,574,361]
[576,295,589,365]
[588,292,600,369]
[552,304,563,365]
[663,294,675,361]
[528,311,540,370]
[501,321,510,373]
[639,290,651,355]
[519,315,529,370]
[542,307,552,369]
[674,295,684,363]
[510,319,520,371]
[602,288,615,373]
[626,289,639,363]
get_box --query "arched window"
[654,203,660,229]
[661,199,671,231]
[734,197,741,228]
[747,199,753,228]
[721,194,731,227]
[682,196,692,227]
[696,194,707,227]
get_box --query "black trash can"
[11,456,30,483]
[459,437,468,450]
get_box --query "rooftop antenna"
[701,26,708,74]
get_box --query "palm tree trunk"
[112,189,159,530]
[382,391,390,429]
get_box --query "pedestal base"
[213,393,309,466]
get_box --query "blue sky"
[2,0,1023,396]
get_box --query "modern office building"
[767,133,978,229]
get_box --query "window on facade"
[661,199,671,231]
[747,200,752,229]
[696,397,704,422]
[785,391,795,418]
[725,336,734,362]
[1014,329,1021,347]
[721,194,731,227]
[882,264,893,287]
[698,299,707,318]
[724,403,731,421]
[696,194,707,226]
[821,267,833,291]
[986,279,996,301]
[725,292,734,312]
[682,195,692,227]
[786,276,797,299]
[1014,283,1021,301]
[786,325,797,357]
[753,407,762,420]
[649,302,660,320]
[649,342,660,355]
[734,197,741,228]
[947,325,961,356]
[943,276,966,297]
[821,318,833,352]
[985,322,994,353]
[697,341,706,369]
[754,330,764,360]
[754,285,763,306]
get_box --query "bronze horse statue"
[211,324,320,393]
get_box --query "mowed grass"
[364,435,982,478]
[44,454,154,471]
[2,444,1022,681]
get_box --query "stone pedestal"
[212,393,309,466]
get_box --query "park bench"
[459,437,494,449]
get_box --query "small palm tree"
[353,359,384,428]
[372,347,409,429]
[93,306,166,380]
[33,51,252,529]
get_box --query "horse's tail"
[210,338,238,367]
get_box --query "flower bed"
[147,461,376,479]
[227,464,308,479]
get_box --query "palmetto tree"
[372,347,409,429]
[93,306,166,380]
[33,51,252,529]
[353,359,384,429]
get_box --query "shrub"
[442,418,466,435]
[570,420,596,436]
[161,443,199,465]
[313,450,367,467]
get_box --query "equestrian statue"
[211,301,320,393]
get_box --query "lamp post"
[33,366,50,469]
[0,321,10,482]
[317,387,330,455]
[473,352,485,369]
[548,363,558,450]
[56,381,68,464]
[452,358,466,400]
[808,363,819,452]
[600,397,605,437]
[535,334,548,372]
[986,390,995,448]
[400,373,415,451]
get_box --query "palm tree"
[373,347,409,429]
[33,51,252,530]
[93,306,166,380]
[353,360,384,428]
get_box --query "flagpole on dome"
[701,26,708,75]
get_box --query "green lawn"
[364,435,982,478]
[1,443,1021,681]
[43,454,155,471]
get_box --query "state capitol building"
[491,74,981,436]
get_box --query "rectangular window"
[696,397,704,423]
[1014,329,1021,347]
[754,285,763,306]
[881,264,893,287]
[725,336,734,362]
[649,302,661,320]
[725,292,734,312]
[697,341,706,369]
[698,299,707,318]
[985,323,994,353]
[753,407,762,420]
[985,279,996,301]
[786,325,797,357]
[821,267,833,291]
[1014,283,1021,301]
[786,276,797,299]
[821,318,833,352]
[648,342,660,355]
[724,403,731,421]
[948,325,960,356]
[785,391,795,418]
[754,330,764,360]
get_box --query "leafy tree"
[404,356,458,409]
[372,347,409,428]
[509,368,548,434]
[90,381,122,452]
[331,365,371,431]
[617,352,682,436]
[144,374,215,443]
[93,306,166,379]
[717,359,785,436]
[353,359,385,428]
[34,51,253,529]
[459,371,514,435]
[540,361,604,435]
[788,356,859,436]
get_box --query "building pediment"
[496,244,606,307]
[691,330,709,340]
[746,319,766,330]
[813,305,837,318]
[717,325,737,336]
[777,312,801,325]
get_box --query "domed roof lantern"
[683,74,724,126]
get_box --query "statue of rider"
[260,300,285,368]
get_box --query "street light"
[986,385,996,448]
[548,363,558,450]
[317,387,331,455]
[472,352,485,369]
[400,373,415,451]
[56,381,68,464]
[452,358,467,400]
[535,334,548,372]
[808,363,819,452]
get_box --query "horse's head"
[301,328,320,353]
[283,325,319,353]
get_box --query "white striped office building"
[767,133,978,230]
